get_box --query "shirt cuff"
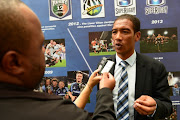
[147,103,157,117]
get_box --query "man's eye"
[123,31,129,33]
[112,31,117,34]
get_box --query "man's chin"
[115,48,123,54]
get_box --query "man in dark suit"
[100,14,172,120]
[0,0,116,120]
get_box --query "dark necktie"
[117,61,129,120]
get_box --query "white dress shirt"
[112,51,136,120]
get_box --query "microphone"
[98,57,114,74]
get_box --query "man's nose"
[115,32,122,40]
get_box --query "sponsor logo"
[114,0,136,16]
[146,0,166,6]
[117,0,133,7]
[82,0,103,16]
[145,0,168,15]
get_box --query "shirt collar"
[116,50,136,67]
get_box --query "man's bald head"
[0,0,31,63]
[0,0,45,89]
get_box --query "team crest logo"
[49,0,72,21]
[73,86,76,90]
[82,0,103,16]
[81,0,105,19]
[51,0,69,18]
[146,0,166,6]
[117,0,133,7]
[63,89,66,92]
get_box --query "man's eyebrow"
[112,28,117,31]
[112,28,130,31]
[121,28,131,31]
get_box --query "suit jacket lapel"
[135,53,146,99]
[108,53,147,98]
[134,53,147,119]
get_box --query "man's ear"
[135,31,141,42]
[1,51,25,75]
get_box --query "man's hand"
[134,95,157,115]
[99,72,115,91]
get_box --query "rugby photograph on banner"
[67,70,90,102]
[167,71,180,96]
[34,76,69,98]
[43,39,66,67]
[89,31,115,56]
[81,0,105,19]
[140,27,178,53]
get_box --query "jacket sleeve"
[92,88,116,120]
[152,62,173,119]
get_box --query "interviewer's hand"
[87,69,102,89]
[74,69,102,109]
[134,95,156,115]
[99,72,115,91]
